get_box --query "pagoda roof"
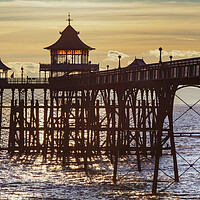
[0,59,11,70]
[44,25,94,50]
[126,58,146,68]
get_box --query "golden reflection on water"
[1,105,200,199]
[0,149,194,200]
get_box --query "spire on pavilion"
[67,12,73,25]
[44,14,94,51]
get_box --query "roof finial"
[67,12,73,25]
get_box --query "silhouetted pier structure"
[0,15,200,194]
[0,56,199,193]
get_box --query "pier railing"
[7,78,49,85]
[50,57,200,87]
[0,57,200,88]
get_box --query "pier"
[0,56,199,193]
[0,16,200,194]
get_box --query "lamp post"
[21,67,24,83]
[118,55,121,69]
[159,47,163,63]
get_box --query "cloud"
[105,50,129,62]
[176,37,197,41]
[6,62,39,77]
[1,0,200,68]
[171,50,200,58]
[149,49,200,59]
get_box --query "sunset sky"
[0,0,200,103]
[0,0,200,77]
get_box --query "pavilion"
[40,14,99,77]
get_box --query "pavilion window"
[67,55,72,64]
[82,50,88,64]
[74,55,78,64]
[51,50,67,64]
[50,49,90,65]
[75,50,82,54]
[57,55,66,64]
[82,55,88,64]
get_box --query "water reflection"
[0,149,185,199]
[0,105,200,199]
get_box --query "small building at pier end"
[0,58,10,78]
[40,14,99,77]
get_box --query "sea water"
[0,104,200,199]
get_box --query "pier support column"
[168,97,179,182]
[152,82,178,194]
[0,89,4,140]
[19,100,24,154]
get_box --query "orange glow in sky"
[0,0,200,76]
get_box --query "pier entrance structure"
[0,17,200,194]
[40,14,99,77]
